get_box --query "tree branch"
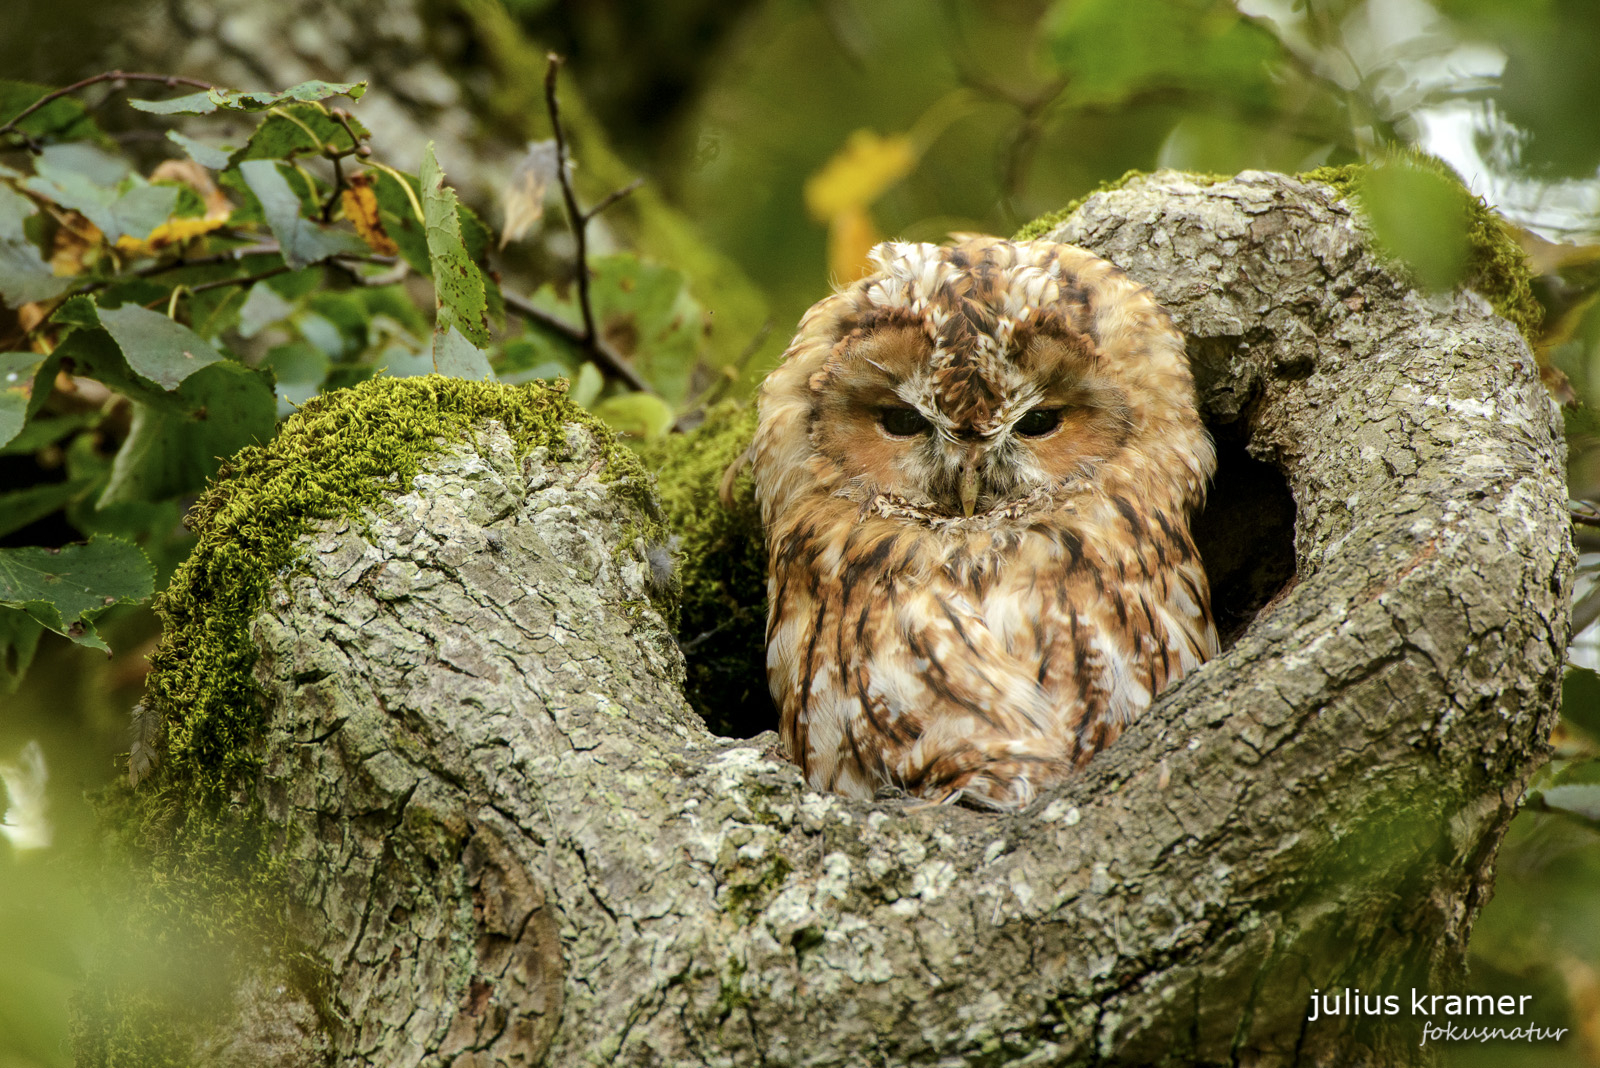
[501,289,652,393]
[0,70,215,141]
[105,172,1573,1067]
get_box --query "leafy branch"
[0,71,215,146]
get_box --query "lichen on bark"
[87,172,1572,1068]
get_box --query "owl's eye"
[879,407,932,437]
[1014,407,1065,437]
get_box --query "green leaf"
[166,130,234,170]
[188,285,250,343]
[96,303,228,390]
[237,159,366,269]
[373,344,435,379]
[1042,0,1283,109]
[230,103,369,163]
[98,361,276,507]
[420,144,490,347]
[263,341,330,416]
[431,326,495,382]
[0,535,155,653]
[369,168,429,275]
[50,324,177,410]
[1539,784,1600,825]
[1490,0,1600,179]
[0,411,98,457]
[592,391,676,440]
[569,362,603,409]
[21,143,178,243]
[0,80,100,142]
[1565,405,1600,439]
[0,607,44,694]
[237,281,299,338]
[0,184,73,307]
[0,352,61,449]
[1564,666,1600,741]
[0,479,96,540]
[588,253,706,406]
[129,80,367,116]
[1356,161,1471,292]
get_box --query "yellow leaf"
[114,216,227,257]
[827,204,882,283]
[804,130,916,221]
[341,173,399,256]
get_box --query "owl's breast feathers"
[754,236,1218,807]
[763,493,1215,805]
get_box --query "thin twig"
[543,55,596,345]
[582,177,644,222]
[541,52,657,397]
[323,155,345,222]
[673,317,776,432]
[327,108,370,158]
[502,290,652,393]
[178,263,295,297]
[320,108,371,223]
[0,71,215,140]
[71,242,388,300]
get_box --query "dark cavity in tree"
[1193,421,1299,650]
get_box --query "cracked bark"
[179,173,1571,1066]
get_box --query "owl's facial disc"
[807,321,1135,519]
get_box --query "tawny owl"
[751,236,1218,808]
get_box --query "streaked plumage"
[752,236,1217,808]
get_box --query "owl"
[751,236,1218,808]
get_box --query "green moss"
[636,402,771,738]
[147,373,660,792]
[1301,155,1542,346]
[1012,169,1227,241]
[81,374,662,1065]
[1010,170,1149,241]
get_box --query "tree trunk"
[111,172,1572,1067]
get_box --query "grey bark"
[203,172,1570,1066]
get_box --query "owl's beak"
[958,452,981,517]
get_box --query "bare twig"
[672,318,776,432]
[541,53,654,394]
[1572,499,1600,528]
[584,177,645,220]
[323,156,345,222]
[956,71,1067,207]
[502,290,651,393]
[70,242,390,301]
[320,108,373,222]
[0,71,215,140]
[326,108,370,158]
[543,55,597,346]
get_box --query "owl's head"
[754,237,1213,527]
